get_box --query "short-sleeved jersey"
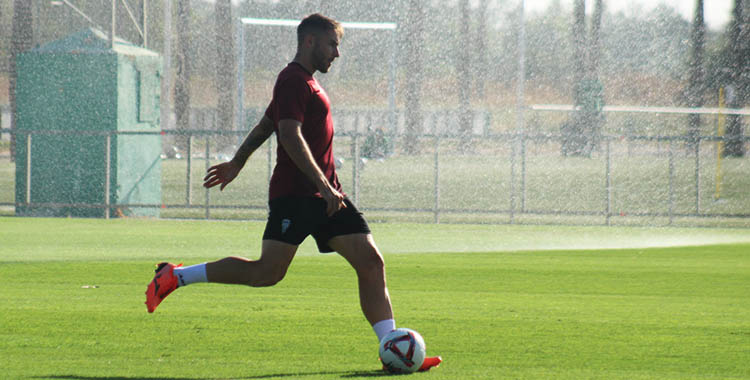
[264,62,342,200]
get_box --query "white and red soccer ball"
[378,328,426,374]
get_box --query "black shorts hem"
[262,196,370,253]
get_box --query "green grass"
[2,217,750,379]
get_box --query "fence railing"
[2,126,749,227]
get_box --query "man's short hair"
[297,13,343,45]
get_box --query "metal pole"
[105,133,111,219]
[520,133,526,212]
[389,29,397,133]
[434,135,440,223]
[110,0,116,49]
[60,0,99,28]
[516,0,526,217]
[695,138,701,213]
[352,116,360,205]
[605,138,611,226]
[186,134,192,205]
[160,0,172,130]
[26,133,31,204]
[668,140,674,225]
[142,0,148,48]
[205,137,211,219]
[236,20,245,132]
[516,0,526,134]
[510,136,516,224]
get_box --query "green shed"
[15,28,162,218]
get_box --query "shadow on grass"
[32,370,391,380]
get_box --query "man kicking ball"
[145,13,441,372]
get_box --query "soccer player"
[145,13,441,372]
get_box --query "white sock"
[373,319,396,342]
[174,263,207,287]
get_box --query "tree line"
[3,0,749,157]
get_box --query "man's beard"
[313,48,331,73]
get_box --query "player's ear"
[303,33,316,49]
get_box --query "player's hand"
[203,161,242,191]
[320,185,346,216]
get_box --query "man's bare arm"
[277,119,345,215]
[203,115,274,190]
[231,115,275,169]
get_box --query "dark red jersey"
[264,62,342,200]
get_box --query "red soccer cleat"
[145,262,181,313]
[380,355,442,373]
[418,356,442,372]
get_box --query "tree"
[457,0,472,146]
[561,0,588,156]
[403,0,424,154]
[514,0,570,83]
[586,0,604,152]
[588,0,603,79]
[686,0,705,152]
[474,0,489,100]
[215,0,235,134]
[723,0,747,157]
[10,0,33,162]
[175,0,192,139]
[561,0,604,157]
[743,1,750,107]
[572,0,586,87]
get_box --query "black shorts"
[262,196,371,253]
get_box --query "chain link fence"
[2,107,749,227]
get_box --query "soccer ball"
[379,328,426,374]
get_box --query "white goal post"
[236,17,398,131]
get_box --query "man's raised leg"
[205,240,298,287]
[145,240,298,312]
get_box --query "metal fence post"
[668,139,675,225]
[388,29,397,133]
[520,131,527,212]
[694,138,700,214]
[205,137,211,219]
[434,135,440,224]
[105,133,111,219]
[605,138,611,226]
[351,119,360,206]
[509,134,516,224]
[26,132,32,205]
[186,133,193,205]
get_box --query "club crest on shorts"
[281,219,291,234]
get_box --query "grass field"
[2,217,750,379]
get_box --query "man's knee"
[356,246,386,279]
[246,265,287,287]
[251,272,285,287]
[331,234,387,280]
[238,258,290,287]
[246,242,297,287]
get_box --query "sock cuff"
[373,319,396,342]
[175,263,207,287]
